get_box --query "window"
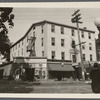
[72,55,76,63]
[51,51,55,59]
[88,33,91,39]
[51,25,55,32]
[16,45,17,49]
[41,25,43,33]
[89,43,92,50]
[42,51,44,57]
[90,54,93,61]
[89,46,92,50]
[27,46,28,52]
[33,26,35,30]
[22,49,23,55]
[22,40,23,46]
[41,38,43,46]
[82,45,85,50]
[18,51,19,56]
[83,54,85,61]
[61,52,65,60]
[81,31,84,38]
[71,29,75,36]
[61,39,64,47]
[19,43,20,47]
[71,40,75,48]
[33,32,35,37]
[27,36,28,42]
[51,37,55,46]
[61,27,64,34]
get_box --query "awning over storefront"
[48,63,75,71]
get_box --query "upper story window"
[89,43,92,50]
[22,49,23,55]
[72,55,76,63]
[42,51,44,57]
[82,44,85,50]
[61,26,64,34]
[51,24,55,32]
[71,40,76,48]
[90,54,93,61]
[16,45,17,49]
[18,51,19,56]
[22,40,23,46]
[51,37,55,46]
[71,29,75,36]
[51,51,55,59]
[41,25,43,33]
[61,39,65,47]
[27,36,28,42]
[61,52,65,60]
[83,54,85,61]
[41,38,43,46]
[33,31,35,37]
[19,43,20,48]
[81,31,84,38]
[88,32,91,39]
[26,46,28,52]
[33,26,35,30]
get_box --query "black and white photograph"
[1,2,100,96]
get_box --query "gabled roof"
[10,20,95,48]
[10,20,45,48]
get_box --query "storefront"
[47,62,75,80]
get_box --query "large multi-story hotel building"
[10,20,96,62]
[10,20,96,79]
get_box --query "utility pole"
[71,9,85,80]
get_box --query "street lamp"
[94,17,100,61]
[94,18,100,39]
[94,18,100,34]
[94,18,100,27]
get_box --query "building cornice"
[14,57,47,59]
[45,20,95,33]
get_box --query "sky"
[8,7,100,43]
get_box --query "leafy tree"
[0,8,14,61]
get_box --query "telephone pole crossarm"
[75,41,86,46]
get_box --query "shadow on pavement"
[0,80,40,93]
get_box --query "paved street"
[30,79,93,93]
